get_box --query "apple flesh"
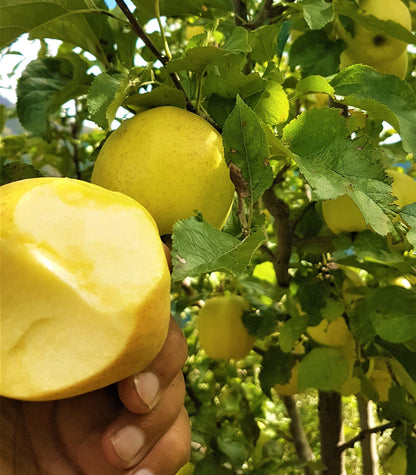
[92,106,235,236]
[0,177,171,401]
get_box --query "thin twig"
[337,421,398,454]
[114,0,192,107]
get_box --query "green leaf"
[125,85,187,113]
[166,46,226,75]
[259,346,296,395]
[171,217,265,281]
[87,73,126,130]
[248,77,289,126]
[222,26,251,53]
[330,65,416,156]
[222,96,273,203]
[399,203,416,249]
[297,347,349,391]
[379,386,416,424]
[301,0,334,30]
[289,30,345,77]
[0,0,116,66]
[294,75,334,98]
[369,286,416,343]
[283,107,400,237]
[0,159,43,185]
[279,316,309,353]
[217,423,251,467]
[16,57,77,139]
[248,23,281,63]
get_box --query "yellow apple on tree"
[322,170,416,234]
[338,0,411,65]
[197,295,255,360]
[0,177,171,401]
[274,360,301,396]
[307,316,353,347]
[368,358,393,401]
[92,106,235,236]
[386,445,407,475]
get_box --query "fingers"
[117,317,188,414]
[124,406,191,475]
[101,372,187,469]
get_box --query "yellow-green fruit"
[339,0,411,65]
[186,25,204,40]
[274,360,301,396]
[340,48,408,79]
[307,316,353,347]
[0,177,171,401]
[92,106,235,236]
[369,358,393,401]
[197,295,255,360]
[338,339,361,396]
[322,170,416,234]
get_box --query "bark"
[282,395,317,475]
[357,395,379,475]
[318,391,345,475]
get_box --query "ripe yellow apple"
[340,48,408,79]
[307,316,353,347]
[92,106,235,236]
[322,170,416,234]
[0,177,171,401]
[338,338,361,396]
[197,295,255,360]
[368,358,393,401]
[186,25,204,40]
[338,0,411,65]
[274,360,301,396]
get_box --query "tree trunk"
[357,395,379,475]
[318,391,345,475]
[281,395,317,475]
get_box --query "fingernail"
[134,470,154,475]
[111,425,145,462]
[134,372,160,409]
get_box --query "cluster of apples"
[0,106,235,401]
[338,0,412,79]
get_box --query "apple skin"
[340,48,408,79]
[197,295,255,360]
[339,0,411,65]
[0,177,171,401]
[307,317,353,347]
[322,170,416,235]
[274,360,301,396]
[92,106,235,236]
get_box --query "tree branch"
[337,421,398,454]
[114,0,192,108]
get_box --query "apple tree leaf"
[0,158,43,186]
[171,216,265,281]
[297,347,349,391]
[300,0,334,30]
[222,26,251,53]
[330,65,416,156]
[166,46,226,75]
[247,77,289,126]
[369,286,416,344]
[0,0,117,66]
[248,23,281,63]
[283,107,403,237]
[16,56,90,139]
[259,346,297,396]
[125,85,187,113]
[222,96,273,203]
[289,30,345,77]
[294,75,334,98]
[399,203,416,249]
[279,315,309,353]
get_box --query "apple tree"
[1,0,416,473]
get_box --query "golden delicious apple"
[0,177,171,401]
[322,170,416,234]
[339,0,411,65]
[92,106,235,236]
[368,358,393,401]
[274,360,301,396]
[197,295,255,360]
[307,316,353,347]
[340,48,408,79]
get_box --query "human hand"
[0,316,190,475]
